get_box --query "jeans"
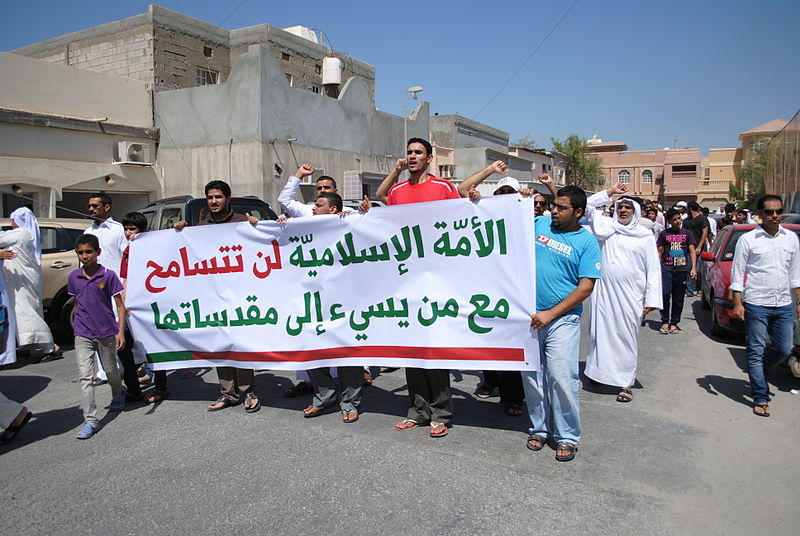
[686,274,696,295]
[744,303,795,404]
[75,335,124,427]
[522,313,581,444]
[116,328,141,398]
[660,270,689,325]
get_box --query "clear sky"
[2,0,798,153]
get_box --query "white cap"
[676,201,687,208]
[494,176,520,193]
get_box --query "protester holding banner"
[176,180,261,414]
[525,185,600,462]
[372,138,461,438]
[302,192,363,423]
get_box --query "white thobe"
[584,192,662,387]
[0,229,54,349]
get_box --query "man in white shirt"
[85,193,126,275]
[84,193,128,385]
[731,194,800,417]
[277,164,339,218]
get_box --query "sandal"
[0,409,32,445]
[526,433,546,451]
[429,421,448,438]
[91,378,108,387]
[505,404,523,416]
[753,402,770,417]
[303,404,333,418]
[145,390,169,404]
[394,418,418,431]
[555,442,577,462]
[244,392,261,413]
[341,410,359,423]
[207,396,239,412]
[138,374,153,386]
[616,389,633,403]
[285,381,313,398]
[668,325,681,334]
[659,324,670,334]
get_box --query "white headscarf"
[10,207,42,264]
[611,197,652,238]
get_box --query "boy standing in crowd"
[68,234,127,439]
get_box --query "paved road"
[1,296,798,535]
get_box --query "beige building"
[698,147,742,210]
[585,136,700,206]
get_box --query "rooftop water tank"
[322,57,342,85]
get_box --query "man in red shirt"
[365,138,460,437]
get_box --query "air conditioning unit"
[115,141,153,165]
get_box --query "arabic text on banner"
[126,195,539,371]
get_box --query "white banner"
[126,195,538,371]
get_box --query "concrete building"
[430,114,535,196]
[586,136,700,206]
[508,147,565,186]
[0,52,159,218]
[155,44,425,206]
[4,5,422,214]
[11,4,375,101]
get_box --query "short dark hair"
[317,175,337,189]
[724,203,736,212]
[555,185,587,214]
[122,212,148,231]
[318,192,343,212]
[407,137,433,157]
[75,233,100,250]
[756,194,782,211]
[205,180,231,198]
[687,201,700,211]
[665,208,681,221]
[701,207,709,215]
[646,207,658,215]
[88,193,112,206]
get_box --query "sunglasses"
[533,201,548,207]
[762,209,783,216]
[87,203,103,209]
[316,185,334,191]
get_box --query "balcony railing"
[671,172,697,180]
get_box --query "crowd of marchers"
[1,137,797,458]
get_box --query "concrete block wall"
[153,24,230,91]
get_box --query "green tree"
[512,134,536,150]
[728,183,742,203]
[550,135,604,191]
[740,146,766,209]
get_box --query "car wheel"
[60,295,75,339]
[710,299,725,337]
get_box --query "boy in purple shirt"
[68,234,127,439]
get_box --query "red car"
[700,223,800,336]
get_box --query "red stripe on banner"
[185,346,524,363]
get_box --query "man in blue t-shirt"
[524,185,601,462]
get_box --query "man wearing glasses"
[731,194,800,418]
[85,193,127,275]
[525,185,600,462]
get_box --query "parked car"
[700,222,800,336]
[139,195,278,230]
[1,217,89,337]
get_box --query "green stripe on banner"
[149,351,195,363]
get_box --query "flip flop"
[659,324,670,334]
[394,418,418,431]
[207,396,239,412]
[429,422,448,438]
[616,389,633,403]
[753,403,770,417]
[526,433,546,451]
[244,392,261,413]
[341,410,359,423]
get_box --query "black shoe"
[39,351,64,363]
